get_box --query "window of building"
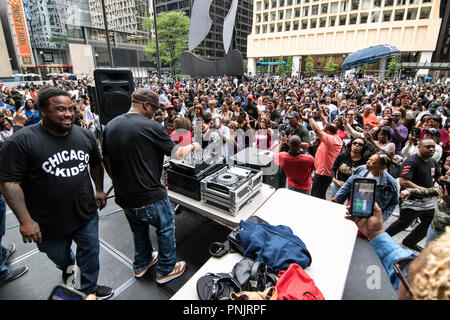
[264,13,269,21]
[330,2,339,13]
[256,26,261,34]
[349,14,357,24]
[295,7,301,17]
[383,10,392,22]
[167,2,178,10]
[303,6,309,16]
[293,20,299,30]
[279,0,285,7]
[272,0,277,8]
[406,8,418,20]
[263,25,268,33]
[419,6,431,19]
[256,14,261,22]
[278,22,283,31]
[373,0,382,7]
[409,0,419,3]
[319,17,326,27]
[302,19,308,29]
[397,0,406,5]
[296,0,301,4]
[329,16,337,26]
[321,4,328,14]
[361,0,370,9]
[385,0,393,6]
[285,21,291,30]
[339,15,347,25]
[360,12,368,23]
[310,19,316,28]
[394,9,404,21]
[351,0,359,11]
[287,0,293,5]
[270,11,276,20]
[371,11,380,22]
[304,0,310,3]
[341,1,348,12]
[257,1,262,11]
[270,24,275,32]
[286,9,292,18]
[312,5,318,15]
[422,0,432,3]
[279,10,284,19]
[264,0,270,9]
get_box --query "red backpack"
[276,263,325,300]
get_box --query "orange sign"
[9,0,34,67]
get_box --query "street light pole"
[152,0,161,77]
[100,0,114,67]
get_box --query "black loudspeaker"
[86,85,98,115]
[93,68,134,125]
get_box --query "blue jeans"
[278,167,287,189]
[0,194,8,279]
[425,224,441,248]
[123,196,176,276]
[36,213,100,294]
[287,185,311,195]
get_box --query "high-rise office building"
[247,0,445,78]
[153,0,253,59]
[88,0,149,34]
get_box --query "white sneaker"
[134,251,158,278]
[156,261,186,284]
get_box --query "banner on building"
[9,0,34,67]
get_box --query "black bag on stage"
[231,258,278,292]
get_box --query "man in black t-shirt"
[0,87,113,299]
[386,138,442,252]
[102,88,200,284]
[267,99,281,128]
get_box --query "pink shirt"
[314,133,342,176]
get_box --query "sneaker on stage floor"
[4,243,16,264]
[156,261,186,285]
[94,285,114,300]
[134,251,159,278]
[0,266,28,286]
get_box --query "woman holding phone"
[332,151,399,222]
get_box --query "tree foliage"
[142,11,190,73]
[304,55,315,76]
[324,57,338,74]
[387,56,401,76]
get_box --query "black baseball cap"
[286,111,300,119]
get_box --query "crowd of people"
[0,74,449,300]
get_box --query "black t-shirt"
[401,154,441,191]
[102,113,176,208]
[280,124,311,152]
[0,124,101,237]
[270,109,281,127]
[244,104,259,128]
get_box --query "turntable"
[167,150,225,200]
[200,165,263,216]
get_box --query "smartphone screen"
[350,178,377,218]
[49,285,86,300]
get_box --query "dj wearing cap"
[102,88,201,284]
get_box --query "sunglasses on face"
[352,141,364,147]
[393,257,415,297]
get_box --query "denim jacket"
[371,233,415,292]
[334,165,399,221]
